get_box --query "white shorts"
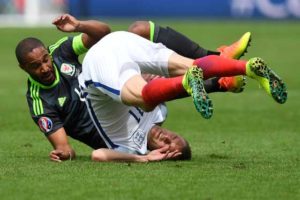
[79,31,173,154]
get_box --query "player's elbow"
[101,24,111,36]
[91,149,109,162]
[92,23,111,43]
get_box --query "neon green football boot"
[246,57,287,104]
[182,67,213,119]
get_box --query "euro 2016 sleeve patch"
[38,117,53,133]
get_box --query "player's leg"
[122,38,255,118]
[194,55,246,79]
[117,36,220,106]
[193,55,287,104]
[163,53,287,107]
[128,21,219,58]
[128,21,249,93]
[121,71,207,114]
[123,54,287,120]
[122,36,286,119]
[101,32,284,120]
[128,21,251,60]
[149,51,287,105]
[120,50,213,118]
[113,32,212,118]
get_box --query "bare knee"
[91,149,108,162]
[121,75,156,111]
[128,21,150,39]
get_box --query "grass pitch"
[0,20,299,200]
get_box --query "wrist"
[137,155,149,163]
[74,21,82,32]
[59,149,75,160]
[60,151,70,160]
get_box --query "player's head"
[15,37,55,85]
[148,126,192,160]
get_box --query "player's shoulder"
[49,34,87,57]
[48,36,72,56]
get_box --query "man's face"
[20,46,55,85]
[148,126,186,153]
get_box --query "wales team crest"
[60,63,75,76]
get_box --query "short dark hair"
[15,37,45,65]
[178,139,192,160]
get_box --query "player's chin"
[41,73,55,85]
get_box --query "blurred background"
[0,0,300,26]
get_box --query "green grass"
[0,20,299,200]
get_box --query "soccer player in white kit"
[79,31,287,157]
[78,31,203,155]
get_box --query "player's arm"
[47,127,76,162]
[91,146,181,163]
[52,13,111,49]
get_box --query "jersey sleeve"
[72,34,88,56]
[49,34,88,62]
[26,93,63,137]
[31,112,63,137]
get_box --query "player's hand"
[52,14,80,32]
[49,149,64,162]
[146,145,182,161]
[49,149,73,162]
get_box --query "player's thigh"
[167,53,194,77]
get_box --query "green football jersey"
[26,35,106,149]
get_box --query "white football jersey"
[78,31,173,154]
